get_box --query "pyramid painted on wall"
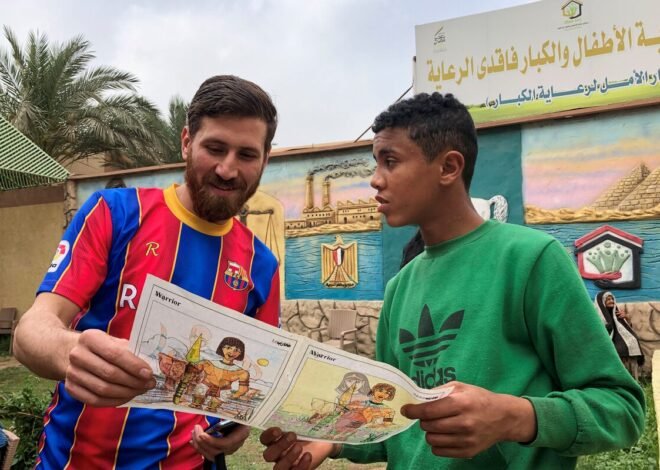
[591,164,660,211]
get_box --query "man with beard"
[13,75,280,469]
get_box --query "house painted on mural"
[574,225,644,290]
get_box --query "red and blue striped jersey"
[36,185,280,469]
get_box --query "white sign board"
[415,0,660,124]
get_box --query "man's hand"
[64,329,156,407]
[190,424,250,461]
[401,381,537,459]
[260,427,336,470]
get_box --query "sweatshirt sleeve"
[338,277,401,463]
[522,240,645,455]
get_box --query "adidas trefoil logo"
[399,304,464,368]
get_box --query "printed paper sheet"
[125,275,451,444]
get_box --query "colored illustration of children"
[308,372,371,426]
[197,337,250,408]
[157,353,187,391]
[335,372,371,411]
[362,383,396,427]
[332,383,396,441]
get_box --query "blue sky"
[1,0,535,148]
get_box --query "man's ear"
[438,150,465,186]
[181,126,191,161]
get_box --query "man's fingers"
[262,431,297,463]
[68,349,154,391]
[191,425,250,459]
[78,331,153,379]
[63,380,135,407]
[212,425,250,455]
[402,383,461,420]
[401,400,458,421]
[423,429,474,449]
[418,415,474,434]
[260,427,283,446]
[292,452,312,470]
[273,442,305,470]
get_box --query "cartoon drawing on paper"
[330,383,396,440]
[308,372,371,431]
[132,304,287,422]
[127,276,454,443]
[264,360,411,443]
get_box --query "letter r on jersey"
[119,283,137,309]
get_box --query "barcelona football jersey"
[36,184,280,469]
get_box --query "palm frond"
[1,28,176,170]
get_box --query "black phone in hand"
[204,419,239,438]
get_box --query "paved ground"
[0,356,20,369]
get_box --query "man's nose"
[370,168,383,189]
[215,153,239,180]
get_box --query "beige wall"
[66,154,109,176]
[0,201,65,316]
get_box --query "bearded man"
[14,75,280,469]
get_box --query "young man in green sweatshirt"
[260,93,645,469]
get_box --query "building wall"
[0,186,65,315]
[65,104,660,363]
[521,107,660,303]
[66,154,110,176]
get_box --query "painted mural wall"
[70,105,659,361]
[74,127,523,304]
[519,105,660,372]
[521,106,659,303]
[258,149,382,300]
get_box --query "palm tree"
[159,95,188,164]
[0,26,166,168]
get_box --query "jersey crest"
[224,261,250,290]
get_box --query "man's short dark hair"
[372,93,478,190]
[187,75,278,153]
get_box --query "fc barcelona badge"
[224,261,250,290]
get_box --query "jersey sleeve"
[522,240,645,454]
[38,191,113,310]
[255,267,280,328]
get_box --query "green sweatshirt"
[340,220,645,469]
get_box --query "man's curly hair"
[372,93,478,189]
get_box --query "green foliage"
[160,95,188,164]
[0,365,55,396]
[0,26,186,170]
[0,378,52,469]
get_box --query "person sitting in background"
[594,291,644,380]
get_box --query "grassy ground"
[0,340,656,469]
